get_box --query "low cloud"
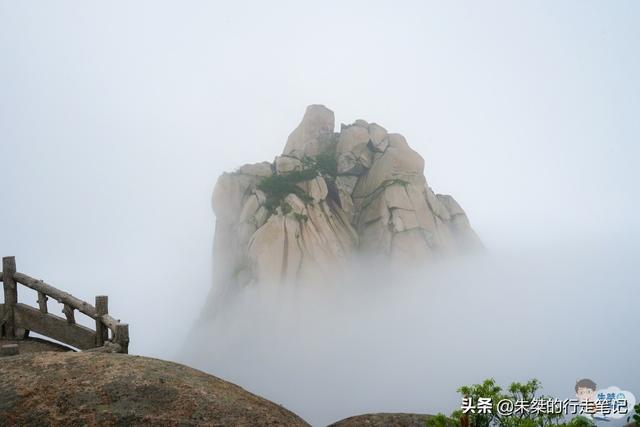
[180,237,639,426]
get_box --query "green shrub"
[258,174,313,213]
[629,403,639,426]
[293,212,308,222]
[284,167,318,182]
[280,201,292,215]
[296,148,338,178]
[312,152,338,177]
[258,152,338,214]
[427,379,594,427]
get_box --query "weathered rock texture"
[212,105,482,288]
[0,337,73,354]
[329,412,434,427]
[0,352,309,426]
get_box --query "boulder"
[336,124,370,154]
[283,104,335,158]
[368,123,389,152]
[297,176,328,202]
[352,135,425,199]
[336,124,373,175]
[275,155,303,174]
[238,161,273,177]
[0,352,309,426]
[212,172,259,221]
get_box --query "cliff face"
[212,105,481,288]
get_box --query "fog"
[1,1,639,426]
[185,241,639,425]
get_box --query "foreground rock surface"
[211,105,482,289]
[329,412,434,426]
[0,352,309,426]
[0,337,73,354]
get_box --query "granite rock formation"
[211,105,482,288]
[0,352,309,426]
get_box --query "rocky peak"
[211,106,482,289]
[283,104,335,158]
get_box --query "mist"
[182,237,639,425]
[1,1,639,426]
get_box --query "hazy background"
[185,245,639,425]
[1,1,639,425]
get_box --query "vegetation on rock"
[258,173,312,213]
[293,212,309,223]
[305,152,338,177]
[212,105,483,287]
[258,152,338,214]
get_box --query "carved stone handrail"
[1,256,129,353]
